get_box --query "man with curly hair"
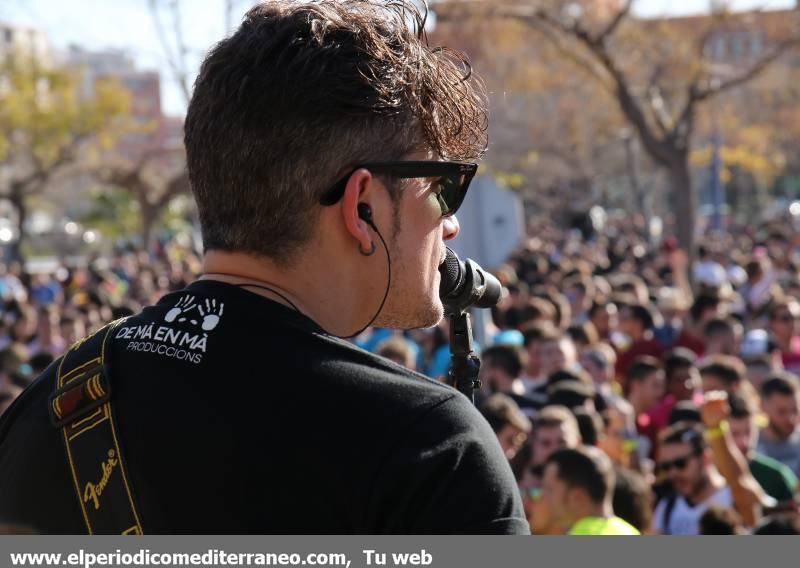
[0,1,527,534]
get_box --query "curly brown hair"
[185,0,488,264]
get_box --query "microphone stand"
[446,309,481,404]
[442,260,487,405]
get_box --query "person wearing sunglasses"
[653,423,734,535]
[653,407,768,536]
[0,1,529,535]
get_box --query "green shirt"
[569,516,640,536]
[750,452,798,503]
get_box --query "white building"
[0,22,51,66]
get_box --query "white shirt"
[653,486,733,535]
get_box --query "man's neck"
[777,336,794,353]
[688,471,721,505]
[200,249,374,337]
[630,396,647,417]
[573,502,612,525]
[765,424,796,443]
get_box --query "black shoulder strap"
[48,318,144,535]
[661,493,678,536]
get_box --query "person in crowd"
[698,506,746,535]
[541,446,640,535]
[375,336,417,371]
[758,373,800,476]
[626,356,666,457]
[654,414,765,534]
[612,466,653,534]
[727,393,798,505]
[0,0,528,534]
[480,394,532,461]
[615,303,665,380]
[702,318,743,358]
[588,300,618,343]
[767,301,800,374]
[698,356,748,395]
[579,343,618,404]
[479,344,529,398]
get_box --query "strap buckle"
[48,363,112,429]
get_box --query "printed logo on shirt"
[164,295,224,331]
[113,294,226,365]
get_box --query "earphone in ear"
[357,203,375,227]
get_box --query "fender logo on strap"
[53,317,144,535]
[83,449,119,510]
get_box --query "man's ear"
[340,168,375,253]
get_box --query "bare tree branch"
[148,0,192,103]
[8,133,88,196]
[156,169,190,209]
[527,19,615,93]
[509,7,674,165]
[644,64,673,135]
[597,0,634,44]
[695,38,800,101]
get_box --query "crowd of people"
[358,213,800,535]
[2,211,800,535]
[0,242,201,415]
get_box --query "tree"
[434,0,800,253]
[0,56,131,262]
[95,148,190,250]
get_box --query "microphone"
[438,247,503,313]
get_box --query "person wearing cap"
[741,329,784,389]
[541,446,640,535]
[653,287,690,349]
[693,246,728,290]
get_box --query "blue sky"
[1,0,795,115]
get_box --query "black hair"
[613,467,652,533]
[760,373,799,399]
[481,345,525,379]
[546,447,615,505]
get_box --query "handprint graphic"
[197,298,225,331]
[164,295,198,323]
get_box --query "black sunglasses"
[318,161,478,217]
[656,452,699,473]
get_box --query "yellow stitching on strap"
[70,406,105,431]
[123,526,141,535]
[100,322,144,535]
[88,375,100,401]
[68,408,109,440]
[62,358,102,385]
[94,375,106,398]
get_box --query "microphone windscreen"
[439,247,463,297]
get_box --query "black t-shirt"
[0,281,528,534]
